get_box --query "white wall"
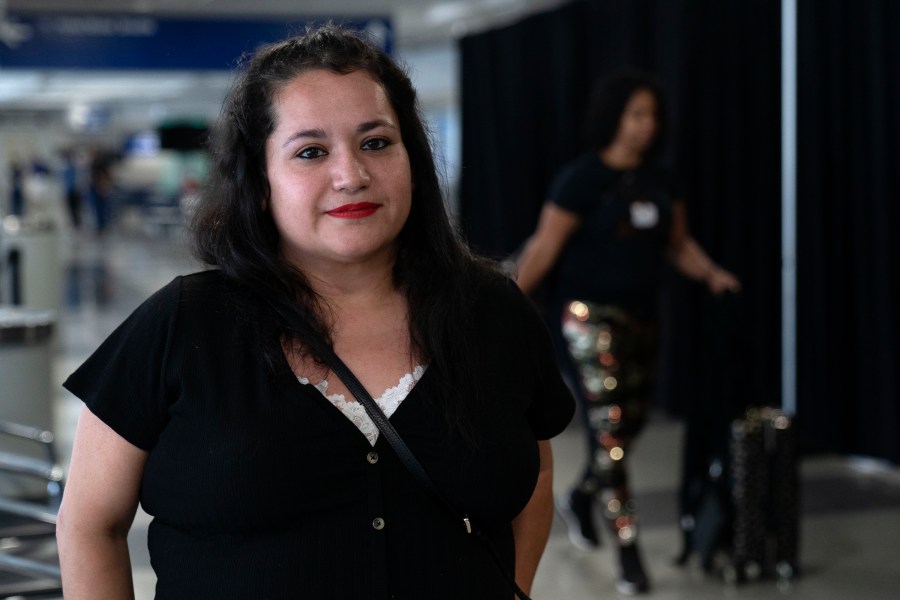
[399,42,462,216]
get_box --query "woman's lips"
[325,202,380,219]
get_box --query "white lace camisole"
[298,365,427,446]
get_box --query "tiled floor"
[10,217,900,598]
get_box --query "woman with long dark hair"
[515,70,740,594]
[56,25,573,599]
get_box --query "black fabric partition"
[459,0,782,423]
[458,0,899,463]
[659,0,782,440]
[796,0,900,463]
[458,1,590,258]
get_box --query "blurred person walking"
[515,70,740,595]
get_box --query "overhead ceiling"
[0,0,565,129]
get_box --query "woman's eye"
[297,147,326,160]
[362,138,389,151]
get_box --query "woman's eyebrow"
[281,128,326,148]
[357,119,397,133]
[281,120,397,148]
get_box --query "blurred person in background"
[8,159,25,217]
[60,148,84,229]
[515,70,740,595]
[88,150,115,234]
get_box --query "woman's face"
[265,68,412,273]
[614,88,658,154]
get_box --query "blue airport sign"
[0,13,392,70]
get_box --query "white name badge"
[630,200,659,229]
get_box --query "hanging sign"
[0,13,393,69]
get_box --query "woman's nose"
[332,151,370,192]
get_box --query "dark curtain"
[652,0,783,425]
[797,0,900,463]
[458,1,591,259]
[458,0,782,424]
[458,0,900,464]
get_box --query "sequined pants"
[561,300,659,546]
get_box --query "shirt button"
[372,517,385,530]
[366,451,379,464]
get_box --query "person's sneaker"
[556,489,600,551]
[616,543,651,595]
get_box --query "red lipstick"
[325,202,380,219]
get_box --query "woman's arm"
[667,201,741,294]
[511,440,554,596]
[514,203,581,295]
[56,406,148,600]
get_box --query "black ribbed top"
[63,270,574,599]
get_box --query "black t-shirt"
[549,152,680,318]
[63,270,574,599]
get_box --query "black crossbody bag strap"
[298,325,533,600]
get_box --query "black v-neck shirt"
[64,269,574,599]
[549,152,679,319]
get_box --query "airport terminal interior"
[3,221,900,597]
[1,1,900,599]
[1,139,898,600]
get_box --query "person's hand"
[706,267,741,295]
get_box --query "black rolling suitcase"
[727,406,800,583]
[676,292,800,585]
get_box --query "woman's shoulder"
[178,267,228,290]
[639,161,680,188]
[550,152,616,199]
[470,271,512,298]
[176,268,226,297]
[556,152,604,180]
[175,269,256,316]
[137,269,241,322]
[113,270,215,329]
[470,273,544,325]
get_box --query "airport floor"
[34,217,900,598]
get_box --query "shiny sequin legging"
[561,300,659,546]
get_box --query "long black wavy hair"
[584,69,668,161]
[191,24,500,443]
